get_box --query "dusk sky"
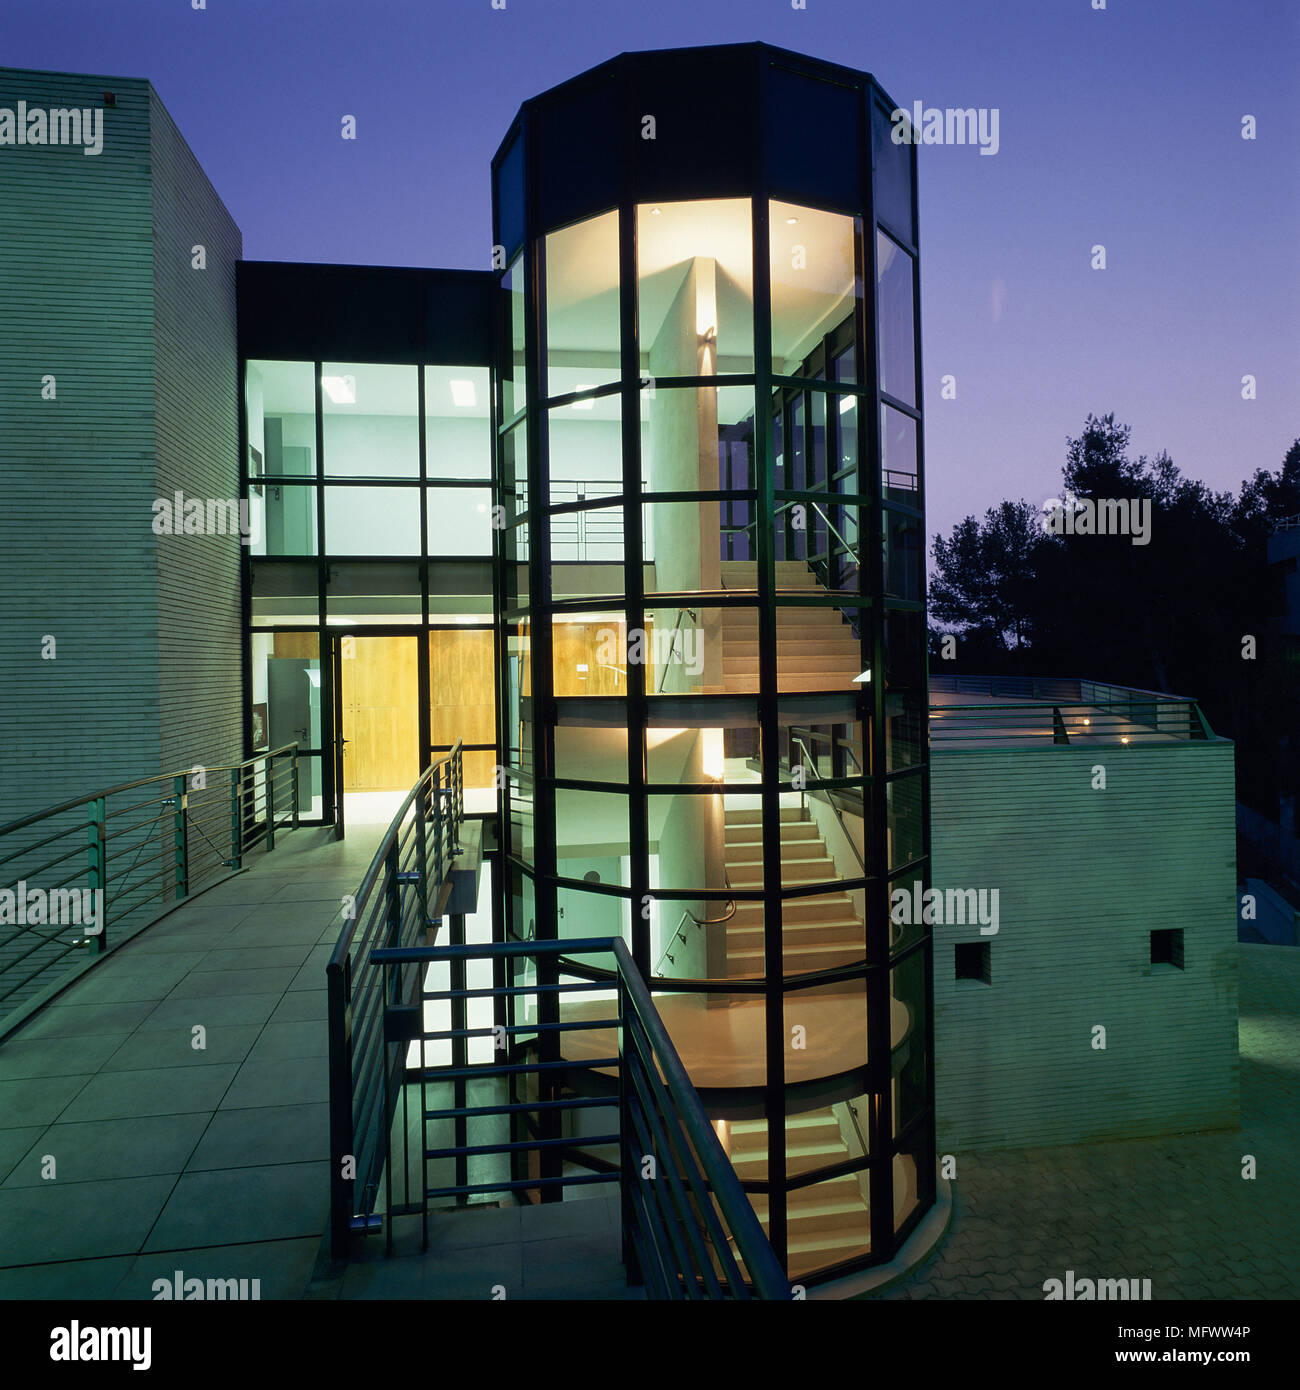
[7,0,1297,544]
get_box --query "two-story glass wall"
[493,44,931,1283]
[243,354,497,821]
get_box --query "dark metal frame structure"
[489,42,933,1283]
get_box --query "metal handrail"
[807,499,859,566]
[791,736,867,874]
[326,742,463,1256]
[354,933,789,1299]
[0,742,302,1034]
[656,607,697,694]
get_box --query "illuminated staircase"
[720,560,862,694]
[723,806,864,977]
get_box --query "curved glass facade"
[493,46,930,1283]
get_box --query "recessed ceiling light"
[786,217,799,225]
[650,207,662,215]
[321,375,355,404]
[449,378,477,408]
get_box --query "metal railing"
[326,741,463,1255]
[0,743,301,1033]
[928,677,1215,746]
[353,933,788,1299]
[656,607,698,694]
[791,735,867,873]
[654,874,737,977]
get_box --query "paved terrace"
[0,824,634,1301]
[0,822,1295,1301]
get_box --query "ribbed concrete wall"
[149,87,243,779]
[0,69,242,826]
[0,71,159,822]
[930,739,1239,1150]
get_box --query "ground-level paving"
[1,816,1296,1300]
[864,944,1300,1301]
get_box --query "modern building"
[1,42,1246,1294]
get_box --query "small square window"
[955,941,990,984]
[1150,928,1184,969]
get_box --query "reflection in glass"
[876,231,915,407]
[546,210,621,392]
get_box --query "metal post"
[617,973,642,1285]
[265,756,276,851]
[326,955,354,1260]
[229,766,242,870]
[172,775,189,900]
[86,797,107,955]
[292,754,301,831]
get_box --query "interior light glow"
[852,669,872,683]
[321,375,355,404]
[449,379,477,408]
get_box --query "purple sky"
[7,0,1297,544]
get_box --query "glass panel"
[429,628,495,779]
[885,691,925,773]
[779,711,869,783]
[834,389,860,496]
[774,497,862,595]
[637,199,754,374]
[883,508,923,601]
[324,486,421,556]
[250,560,318,623]
[642,602,755,696]
[425,366,490,480]
[245,358,316,480]
[507,772,534,867]
[552,614,632,695]
[645,989,766,1085]
[775,601,865,694]
[546,210,621,393]
[646,789,732,893]
[327,561,421,624]
[646,705,759,784]
[886,774,924,871]
[872,102,915,245]
[892,976,928,1134]
[770,201,858,378]
[555,881,629,945]
[893,1122,931,1236]
[251,482,318,558]
[555,707,629,785]
[881,404,919,506]
[547,396,623,516]
[645,502,752,595]
[884,608,926,690]
[549,501,630,567]
[641,384,756,495]
[555,788,632,884]
[776,889,866,978]
[501,420,529,525]
[249,630,321,772]
[876,231,915,407]
[427,487,493,557]
[783,1166,871,1279]
[888,871,926,955]
[321,363,418,478]
[783,979,869,1080]
[503,255,527,419]
[777,791,864,890]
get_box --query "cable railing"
[356,934,788,1300]
[0,743,301,1034]
[326,742,463,1256]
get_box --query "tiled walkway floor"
[0,827,376,1300]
